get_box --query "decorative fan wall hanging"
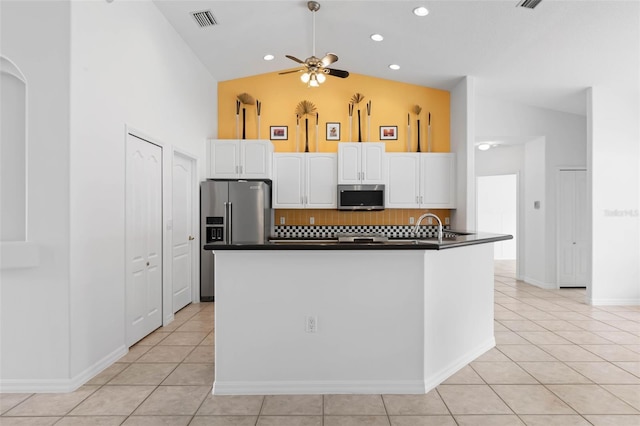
[279,1,349,87]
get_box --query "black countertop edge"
[204,233,512,251]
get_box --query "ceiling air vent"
[191,10,218,28]
[517,0,543,9]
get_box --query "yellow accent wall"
[218,71,452,226]
[218,71,450,153]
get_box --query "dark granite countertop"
[204,231,512,251]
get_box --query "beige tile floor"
[1,260,639,425]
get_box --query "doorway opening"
[477,174,518,277]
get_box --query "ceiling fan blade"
[321,53,338,66]
[285,55,305,64]
[278,68,303,75]
[325,68,349,78]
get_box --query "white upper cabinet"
[207,139,273,179]
[421,153,456,208]
[385,153,421,208]
[337,143,385,184]
[273,153,337,209]
[385,153,456,209]
[306,154,337,208]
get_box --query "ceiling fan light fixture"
[309,77,320,88]
[301,72,311,83]
[316,72,326,83]
[413,6,429,16]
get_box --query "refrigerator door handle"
[227,202,233,244]
[223,202,229,243]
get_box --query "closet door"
[126,134,163,346]
[172,151,195,313]
[558,169,588,287]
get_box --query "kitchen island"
[205,232,511,395]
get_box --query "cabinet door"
[361,143,385,184]
[420,153,456,208]
[272,154,305,208]
[385,154,420,208]
[241,140,272,178]
[337,143,361,184]
[306,154,337,208]
[208,140,239,178]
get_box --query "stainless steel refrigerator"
[200,179,273,301]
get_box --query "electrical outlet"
[280,217,285,225]
[427,217,433,225]
[445,217,450,225]
[409,217,415,225]
[305,315,318,333]
[310,217,315,225]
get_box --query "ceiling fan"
[279,1,349,87]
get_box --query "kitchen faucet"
[413,213,443,244]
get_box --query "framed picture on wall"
[270,126,288,140]
[380,125,398,140]
[326,122,340,141]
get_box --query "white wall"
[1,0,217,391]
[524,138,547,287]
[476,96,586,287]
[475,144,524,177]
[587,87,640,305]
[69,0,217,380]
[0,0,72,388]
[450,77,476,230]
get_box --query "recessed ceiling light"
[370,33,384,42]
[478,143,491,151]
[263,54,275,61]
[413,6,429,16]
[389,64,400,70]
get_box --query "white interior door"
[558,169,588,287]
[172,151,195,313]
[477,174,517,260]
[126,134,163,347]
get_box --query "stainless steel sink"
[385,239,440,244]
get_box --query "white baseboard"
[423,337,496,392]
[213,380,426,395]
[0,345,127,393]
[523,276,555,289]
[213,338,496,396]
[588,298,640,306]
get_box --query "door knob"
[188,235,195,241]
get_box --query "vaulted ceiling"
[153,0,639,116]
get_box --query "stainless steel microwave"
[337,184,385,211]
